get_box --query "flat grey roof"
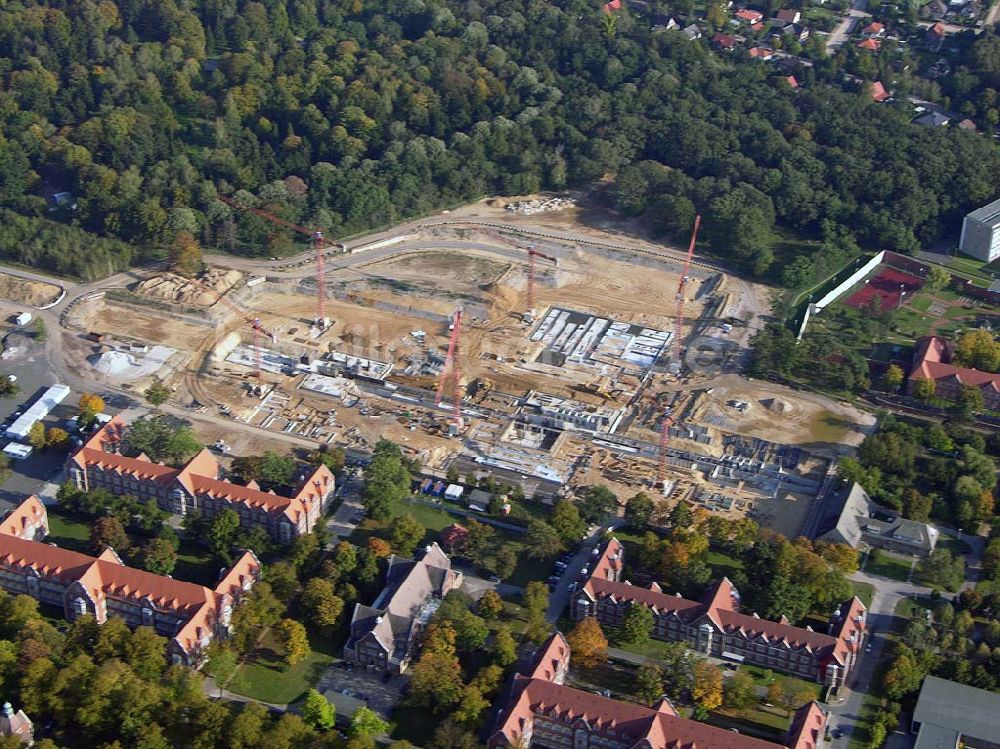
[913,676,1000,743]
[966,197,1000,227]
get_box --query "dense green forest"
[2,0,1000,280]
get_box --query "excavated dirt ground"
[132,268,244,307]
[0,273,62,307]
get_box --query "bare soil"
[0,273,62,307]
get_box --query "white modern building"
[5,384,70,441]
[959,198,1000,262]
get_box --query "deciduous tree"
[301,578,344,628]
[624,492,655,529]
[636,661,664,705]
[276,619,309,666]
[301,688,335,730]
[691,660,723,711]
[724,669,756,713]
[621,604,654,644]
[567,617,608,668]
[169,231,203,277]
[391,513,425,557]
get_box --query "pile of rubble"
[505,197,575,215]
[132,268,244,307]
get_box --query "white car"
[6,375,16,383]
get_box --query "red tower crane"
[185,276,275,385]
[671,214,702,366]
[436,308,464,433]
[657,215,702,491]
[218,196,333,330]
[486,231,557,317]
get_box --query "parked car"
[488,575,501,583]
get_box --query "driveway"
[547,524,616,622]
[317,662,407,720]
[328,473,365,541]
[826,569,935,747]
[826,0,869,50]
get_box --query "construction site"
[55,195,876,538]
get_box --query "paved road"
[826,0,869,50]
[826,569,933,747]
[546,525,619,622]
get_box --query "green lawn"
[864,549,914,582]
[707,707,789,738]
[851,581,875,608]
[46,506,219,586]
[46,508,91,553]
[910,296,933,312]
[352,494,544,588]
[705,549,745,578]
[741,664,823,703]
[226,627,340,704]
[944,253,999,283]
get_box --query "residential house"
[603,0,622,13]
[911,676,1000,749]
[785,75,800,88]
[857,37,881,50]
[651,15,680,31]
[926,21,947,49]
[771,20,810,39]
[488,632,829,749]
[571,539,867,687]
[913,110,950,127]
[68,416,334,543]
[343,543,462,674]
[712,32,740,50]
[815,482,939,557]
[683,23,703,39]
[870,81,890,102]
[863,21,886,36]
[0,703,32,746]
[749,46,775,59]
[908,335,1000,406]
[0,496,260,666]
[775,8,802,22]
[736,8,765,23]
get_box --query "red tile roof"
[928,21,947,35]
[0,496,46,539]
[749,46,772,57]
[712,32,739,48]
[603,0,622,12]
[857,38,881,50]
[863,21,884,34]
[788,702,829,749]
[736,9,764,22]
[910,335,1000,389]
[776,9,801,22]
[72,419,333,523]
[492,676,790,749]
[870,81,890,102]
[527,632,570,682]
[786,75,800,88]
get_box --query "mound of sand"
[132,268,244,307]
[761,397,792,414]
[92,350,135,375]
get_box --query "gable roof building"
[870,81,890,102]
[573,539,867,687]
[489,631,829,749]
[908,335,1000,408]
[775,8,802,22]
[68,416,334,542]
[0,702,32,746]
[344,543,462,674]
[0,496,260,666]
[815,482,939,557]
[912,675,1000,749]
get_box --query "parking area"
[317,661,408,719]
[328,472,366,541]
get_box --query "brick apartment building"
[0,495,260,665]
[908,336,1000,410]
[344,543,462,674]
[489,632,829,749]
[68,416,334,543]
[572,539,867,687]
